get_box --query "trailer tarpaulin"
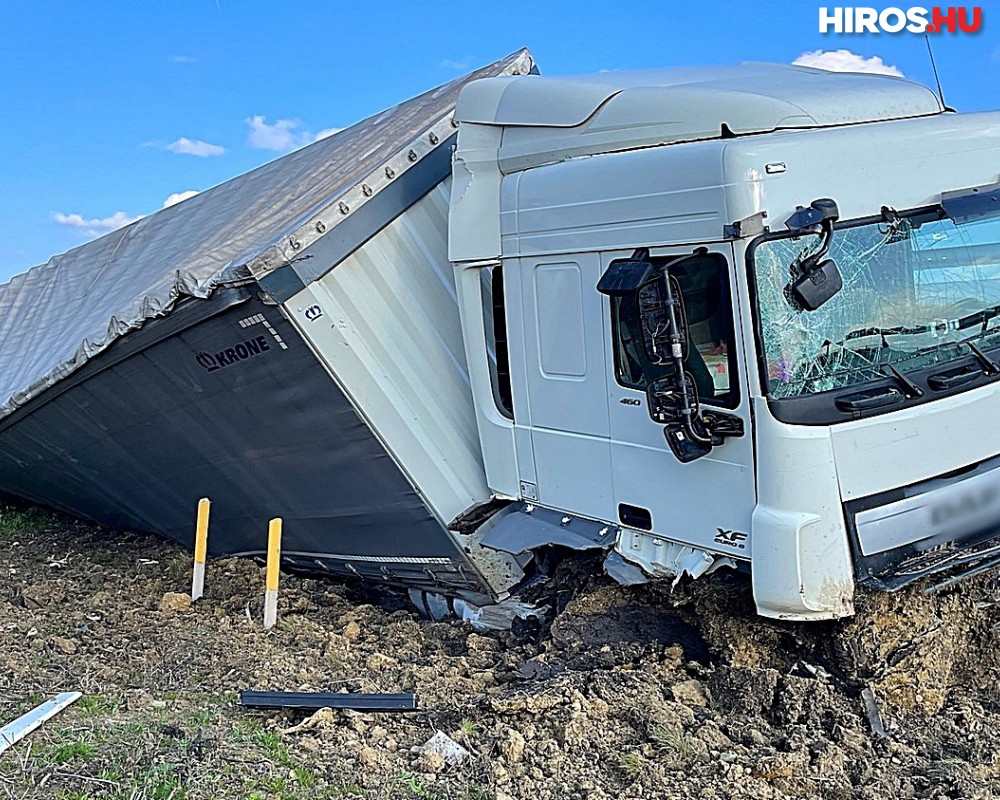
[0,49,534,419]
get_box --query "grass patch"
[293,765,318,789]
[0,506,56,538]
[396,771,444,800]
[651,725,696,760]
[51,740,97,764]
[78,694,120,717]
[139,763,187,800]
[618,751,644,776]
[251,730,294,768]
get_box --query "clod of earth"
[158,591,192,613]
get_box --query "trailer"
[0,51,536,606]
[4,52,1000,619]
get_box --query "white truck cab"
[449,63,1000,620]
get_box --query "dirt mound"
[2,506,1000,799]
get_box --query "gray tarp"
[0,49,534,419]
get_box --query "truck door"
[513,253,615,522]
[602,245,756,558]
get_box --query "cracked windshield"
[753,211,1000,398]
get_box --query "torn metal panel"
[603,551,649,586]
[454,503,529,596]
[614,528,736,585]
[480,504,617,555]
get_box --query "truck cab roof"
[456,62,945,173]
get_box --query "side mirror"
[596,250,689,365]
[646,371,696,425]
[647,372,747,463]
[601,248,744,465]
[646,372,713,463]
[596,256,657,296]
[790,258,842,312]
[786,198,842,312]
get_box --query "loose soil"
[2,507,1000,799]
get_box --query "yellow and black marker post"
[263,517,282,630]
[191,498,211,601]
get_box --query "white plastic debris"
[421,731,470,765]
[0,692,82,754]
[452,596,547,632]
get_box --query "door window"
[610,251,739,408]
[480,266,514,418]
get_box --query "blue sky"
[0,1,996,281]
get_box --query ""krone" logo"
[196,335,272,373]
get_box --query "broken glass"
[752,212,1000,398]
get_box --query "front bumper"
[845,453,1000,591]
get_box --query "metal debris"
[861,686,888,738]
[603,551,649,586]
[452,596,547,632]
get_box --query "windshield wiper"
[956,303,1000,332]
[964,340,1000,375]
[882,362,924,399]
[838,305,1000,346]
[952,305,1000,374]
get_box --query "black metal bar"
[238,691,417,712]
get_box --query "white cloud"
[162,190,199,208]
[170,55,198,64]
[165,137,226,157]
[54,211,141,238]
[246,116,310,152]
[793,49,903,77]
[246,116,341,152]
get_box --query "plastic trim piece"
[238,691,417,712]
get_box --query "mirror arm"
[659,263,712,446]
[798,222,834,275]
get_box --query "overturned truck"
[4,50,1000,620]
